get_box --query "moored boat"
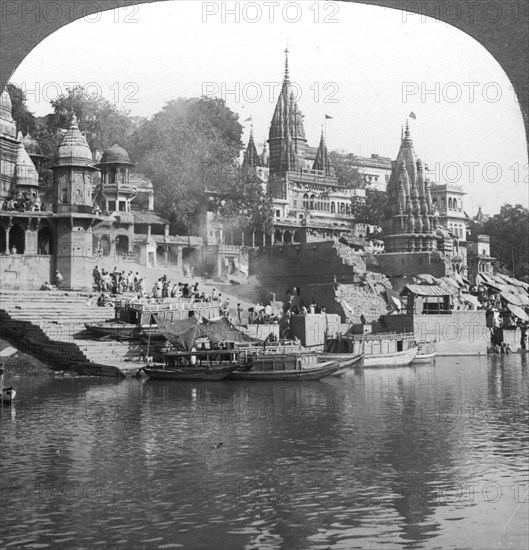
[326,332,418,368]
[412,341,437,364]
[143,349,240,381]
[227,353,341,381]
[363,346,417,367]
[1,366,16,405]
[319,353,364,375]
[84,320,138,338]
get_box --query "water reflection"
[1,356,527,549]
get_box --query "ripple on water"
[1,356,527,549]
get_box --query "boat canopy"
[401,285,452,297]
[507,304,529,322]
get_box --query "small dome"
[53,115,96,169]
[99,144,134,165]
[22,133,44,157]
[0,88,17,138]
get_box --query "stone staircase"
[0,290,148,376]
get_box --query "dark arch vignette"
[0,0,527,151]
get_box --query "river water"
[1,355,528,550]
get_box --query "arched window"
[303,194,309,209]
[310,194,315,210]
[458,199,462,211]
[331,202,335,214]
[448,198,453,210]
[109,169,116,184]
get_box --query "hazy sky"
[9,0,528,215]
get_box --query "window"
[275,210,281,218]
[119,201,127,212]
[108,200,116,211]
[62,188,68,203]
[109,170,116,184]
[331,202,335,213]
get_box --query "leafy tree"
[351,189,389,227]
[217,168,274,233]
[129,96,266,232]
[47,85,135,151]
[329,150,365,188]
[482,204,529,279]
[6,83,37,136]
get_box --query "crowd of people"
[1,192,40,213]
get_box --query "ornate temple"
[383,122,439,253]
[239,50,364,244]
[0,88,203,289]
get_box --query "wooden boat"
[227,353,341,381]
[143,349,241,381]
[319,353,364,376]
[1,366,16,405]
[412,341,437,364]
[363,346,417,367]
[84,320,138,338]
[326,332,417,368]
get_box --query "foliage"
[217,168,274,233]
[47,85,135,151]
[128,96,274,232]
[329,150,365,188]
[351,189,389,227]
[6,83,37,136]
[482,204,529,279]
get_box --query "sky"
[9,0,528,216]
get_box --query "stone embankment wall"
[382,311,488,355]
[367,251,448,278]
[0,255,53,290]
[249,241,391,323]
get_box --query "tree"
[6,83,37,136]
[351,189,389,227]
[482,204,529,279]
[129,96,255,232]
[47,85,136,151]
[217,169,274,233]
[329,150,365,188]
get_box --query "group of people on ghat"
[92,267,146,295]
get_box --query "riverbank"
[0,338,55,376]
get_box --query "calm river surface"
[1,355,528,550]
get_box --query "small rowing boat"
[84,320,138,338]
[319,353,364,375]
[412,341,437,364]
[1,365,16,405]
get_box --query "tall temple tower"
[242,129,262,171]
[268,48,308,186]
[312,129,333,176]
[0,89,19,201]
[51,115,100,289]
[384,122,439,253]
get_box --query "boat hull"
[1,387,16,405]
[85,322,138,338]
[143,364,237,381]
[319,353,363,376]
[227,360,341,381]
[363,346,418,367]
[412,352,436,364]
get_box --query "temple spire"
[284,47,290,83]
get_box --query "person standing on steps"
[55,270,63,288]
